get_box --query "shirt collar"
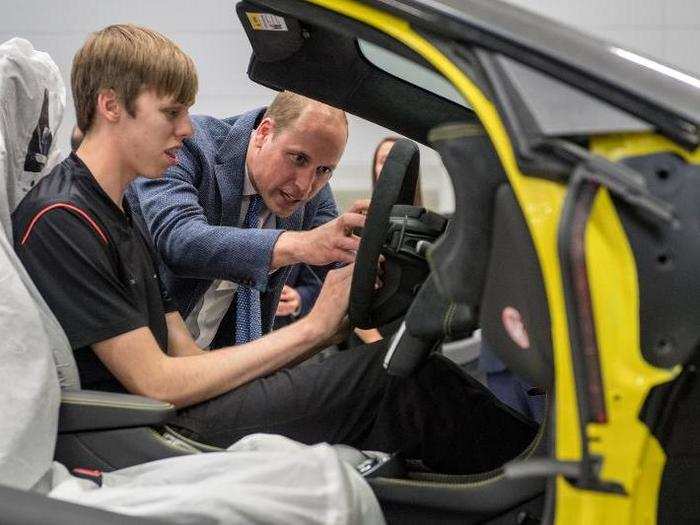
[243,161,257,196]
[69,152,132,227]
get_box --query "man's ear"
[252,117,275,148]
[95,89,122,124]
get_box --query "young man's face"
[248,107,347,217]
[118,89,193,178]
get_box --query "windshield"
[358,39,469,109]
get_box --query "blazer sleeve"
[131,142,282,292]
[310,183,339,228]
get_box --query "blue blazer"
[127,109,338,346]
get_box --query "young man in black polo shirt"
[13,24,535,473]
[12,23,356,413]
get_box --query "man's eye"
[290,153,308,166]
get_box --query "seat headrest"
[427,122,508,306]
[0,37,65,239]
[481,184,553,387]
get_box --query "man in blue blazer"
[129,91,365,349]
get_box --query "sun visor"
[427,122,507,305]
[236,3,303,63]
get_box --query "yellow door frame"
[301,1,678,522]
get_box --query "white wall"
[2,0,699,212]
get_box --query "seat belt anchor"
[72,467,104,487]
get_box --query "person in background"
[372,136,423,206]
[273,263,322,329]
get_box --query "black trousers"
[172,340,537,474]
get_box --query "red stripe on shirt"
[21,203,109,246]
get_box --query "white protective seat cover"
[49,434,384,524]
[0,37,74,492]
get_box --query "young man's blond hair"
[71,24,198,132]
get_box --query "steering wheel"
[350,139,432,329]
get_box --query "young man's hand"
[303,263,354,340]
[272,200,370,269]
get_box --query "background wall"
[2,0,699,212]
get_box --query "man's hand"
[303,263,354,340]
[271,200,370,269]
[276,285,302,317]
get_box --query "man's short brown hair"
[263,91,347,136]
[72,24,198,132]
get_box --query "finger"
[276,305,291,316]
[331,251,357,265]
[338,212,366,231]
[335,235,360,253]
[348,199,371,214]
[374,275,383,290]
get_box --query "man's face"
[248,107,347,217]
[117,89,193,178]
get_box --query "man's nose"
[177,114,194,140]
[294,167,316,198]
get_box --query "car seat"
[363,123,551,523]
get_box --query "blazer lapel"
[214,109,264,226]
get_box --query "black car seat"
[370,230,550,522]
[480,184,553,391]
[365,124,550,523]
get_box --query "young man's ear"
[95,89,122,124]
[251,117,275,148]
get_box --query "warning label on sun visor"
[246,13,288,31]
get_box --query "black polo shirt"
[13,153,177,392]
